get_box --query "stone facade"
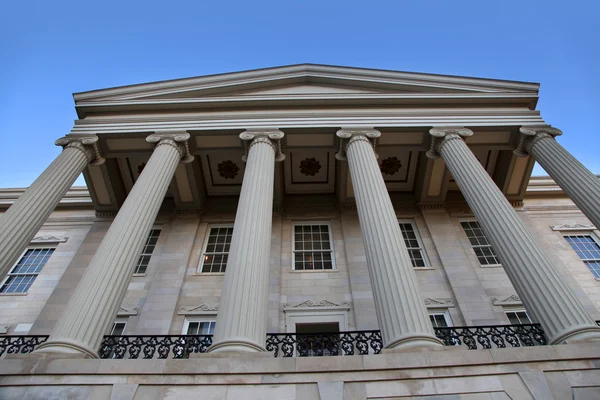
[1,65,600,397]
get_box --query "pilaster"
[336,128,443,349]
[429,126,600,344]
[208,130,284,353]
[516,125,600,230]
[36,132,192,357]
[0,135,103,280]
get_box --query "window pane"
[399,223,428,268]
[293,224,334,270]
[110,322,126,336]
[201,226,234,273]
[134,229,161,274]
[565,235,600,278]
[461,221,500,266]
[1,248,54,293]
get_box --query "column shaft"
[529,134,600,230]
[435,130,600,344]
[0,140,95,279]
[340,130,443,349]
[209,132,282,353]
[37,134,189,357]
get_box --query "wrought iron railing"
[0,335,48,358]
[434,324,547,349]
[266,330,383,357]
[98,335,213,359]
[1,322,587,359]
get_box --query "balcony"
[0,324,553,359]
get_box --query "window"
[109,321,127,336]
[200,225,233,273]
[293,223,334,270]
[0,248,54,293]
[564,235,600,278]
[399,221,429,268]
[460,221,501,266]
[183,319,215,335]
[295,322,340,357]
[505,310,532,325]
[429,311,453,328]
[134,229,161,274]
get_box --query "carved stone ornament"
[424,298,455,308]
[299,157,322,176]
[335,128,381,161]
[491,294,522,306]
[380,156,402,175]
[551,223,596,231]
[178,303,219,315]
[514,125,563,157]
[240,129,285,162]
[426,127,473,159]
[146,131,194,163]
[118,306,139,316]
[283,300,351,311]
[55,134,105,165]
[217,160,240,179]
[31,235,68,244]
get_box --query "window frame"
[133,228,162,276]
[182,318,216,335]
[563,233,600,279]
[0,246,56,295]
[109,320,127,336]
[291,221,336,271]
[460,219,502,267]
[504,309,533,325]
[428,310,453,328]
[398,220,431,268]
[197,224,234,274]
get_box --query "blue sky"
[1,0,598,187]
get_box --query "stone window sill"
[414,266,435,270]
[290,269,339,273]
[480,264,503,268]
[0,292,28,296]
[132,273,147,277]
[194,272,226,276]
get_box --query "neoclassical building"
[1,65,600,398]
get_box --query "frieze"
[118,306,139,316]
[424,298,455,308]
[283,300,351,311]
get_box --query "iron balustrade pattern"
[8,322,600,358]
[0,336,48,358]
[266,330,383,357]
[434,324,547,349]
[99,335,213,359]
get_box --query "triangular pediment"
[74,64,540,105]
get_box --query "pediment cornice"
[73,64,540,118]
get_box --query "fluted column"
[209,130,285,353]
[0,135,103,279]
[428,127,600,344]
[516,126,600,230]
[36,132,193,357]
[336,129,443,349]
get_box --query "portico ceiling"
[71,65,540,212]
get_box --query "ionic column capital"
[55,135,105,165]
[426,127,474,159]
[335,128,381,161]
[239,129,285,162]
[514,125,563,157]
[146,131,194,163]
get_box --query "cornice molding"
[551,223,596,232]
[31,235,68,244]
[424,298,455,308]
[178,303,219,315]
[491,294,522,306]
[283,300,351,311]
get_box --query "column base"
[208,338,267,353]
[549,324,600,345]
[35,339,99,359]
[384,333,445,350]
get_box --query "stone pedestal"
[0,135,103,279]
[36,132,192,357]
[208,130,284,353]
[336,129,443,349]
[517,126,600,230]
[429,127,600,344]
